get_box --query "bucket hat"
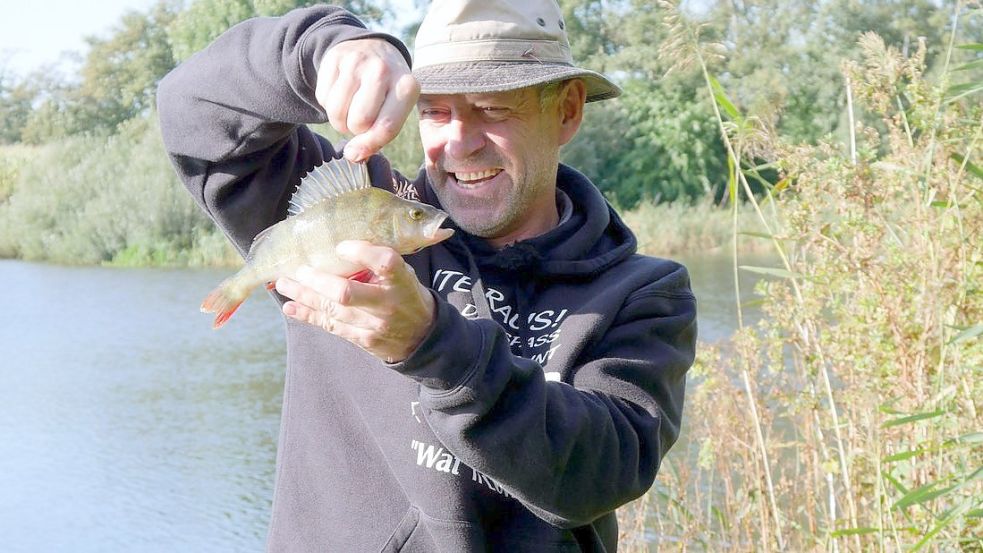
[412,0,621,102]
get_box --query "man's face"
[417,86,563,247]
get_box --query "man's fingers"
[335,241,407,280]
[315,39,416,162]
[282,301,387,342]
[276,270,380,308]
[323,69,358,135]
[277,275,388,329]
[345,62,390,136]
[343,73,419,162]
[314,54,339,118]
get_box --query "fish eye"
[409,208,424,221]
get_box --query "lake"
[0,253,765,551]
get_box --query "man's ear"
[557,79,587,146]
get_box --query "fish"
[201,158,454,329]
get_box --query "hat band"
[414,38,573,69]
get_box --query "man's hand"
[275,241,435,363]
[316,38,420,162]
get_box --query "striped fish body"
[201,159,453,328]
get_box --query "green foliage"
[0,116,234,266]
[563,78,727,206]
[166,0,257,62]
[627,3,983,548]
[0,73,35,144]
[620,194,765,257]
[0,145,31,206]
[12,3,179,143]
[557,0,959,203]
[557,0,628,74]
[167,0,388,62]
[555,0,730,217]
[19,86,77,145]
[72,2,178,132]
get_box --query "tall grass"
[617,2,983,551]
[621,194,768,257]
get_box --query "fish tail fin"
[201,278,252,329]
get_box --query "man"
[158,0,696,550]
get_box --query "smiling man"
[158,0,696,551]
[418,83,571,247]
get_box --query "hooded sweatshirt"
[157,6,697,552]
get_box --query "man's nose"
[444,118,485,160]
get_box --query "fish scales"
[200,158,454,329]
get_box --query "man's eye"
[479,107,509,119]
[419,108,448,118]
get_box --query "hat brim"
[413,61,621,103]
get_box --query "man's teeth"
[455,169,500,182]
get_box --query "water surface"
[0,253,763,551]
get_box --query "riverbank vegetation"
[0,0,980,550]
[616,2,982,551]
[5,0,968,266]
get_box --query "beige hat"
[412,0,621,103]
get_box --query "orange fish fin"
[201,287,246,329]
[348,269,373,283]
[211,302,243,329]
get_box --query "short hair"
[538,80,566,112]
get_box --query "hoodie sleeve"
[156,6,411,253]
[393,262,697,528]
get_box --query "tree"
[18,69,80,144]
[17,1,181,141]
[557,0,630,74]
[167,0,390,62]
[0,70,36,144]
[563,78,727,207]
[71,2,179,133]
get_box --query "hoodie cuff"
[389,293,484,391]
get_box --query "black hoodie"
[157,6,696,552]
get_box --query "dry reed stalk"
[644,0,982,550]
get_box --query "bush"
[563,78,729,208]
[0,115,235,266]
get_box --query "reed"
[617,2,983,551]
[621,194,769,257]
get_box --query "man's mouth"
[450,169,503,188]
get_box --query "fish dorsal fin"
[288,158,370,217]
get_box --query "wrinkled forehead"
[418,86,539,108]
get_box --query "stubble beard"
[429,170,513,238]
[428,149,559,241]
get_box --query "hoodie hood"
[436,164,638,278]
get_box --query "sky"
[0,0,162,77]
[0,0,419,78]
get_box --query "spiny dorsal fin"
[288,158,370,217]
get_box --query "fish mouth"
[425,213,455,244]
